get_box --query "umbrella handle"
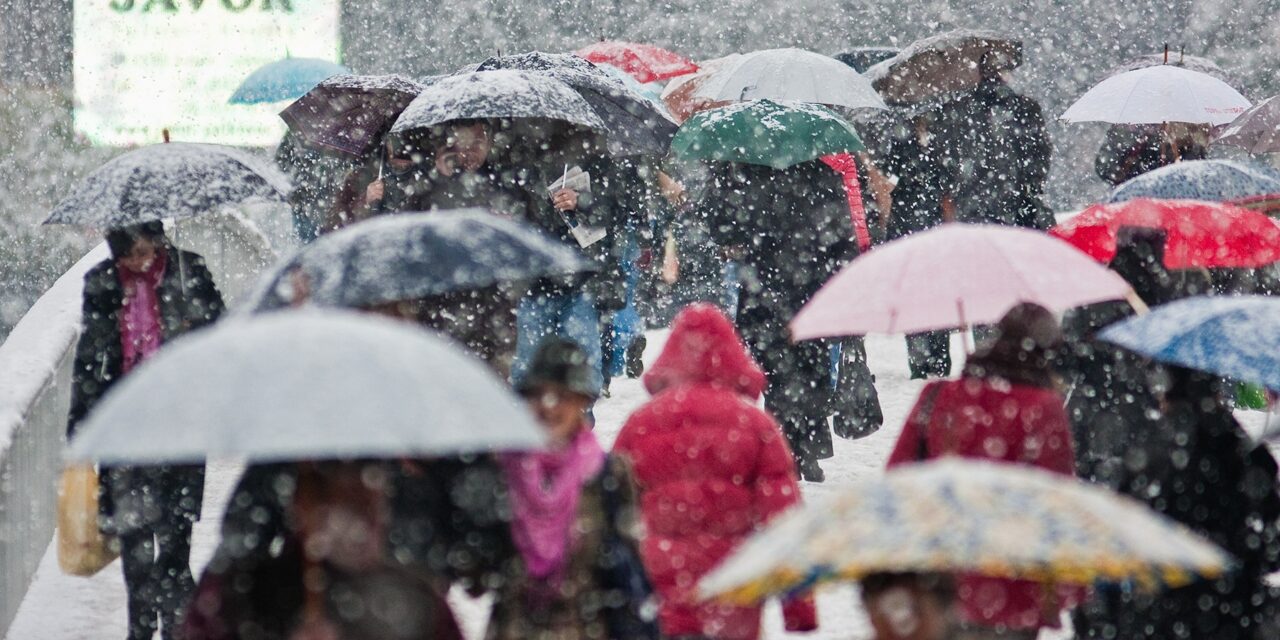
[162,129,170,144]
[956,298,973,354]
[1125,289,1150,315]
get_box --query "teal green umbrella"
[671,99,863,169]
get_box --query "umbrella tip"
[162,128,170,143]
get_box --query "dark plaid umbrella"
[833,47,900,74]
[475,52,677,156]
[280,74,425,157]
[247,209,596,312]
[44,143,291,228]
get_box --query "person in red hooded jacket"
[613,303,818,640]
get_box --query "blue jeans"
[513,291,604,395]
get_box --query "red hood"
[643,303,767,399]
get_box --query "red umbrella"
[576,41,698,84]
[1050,198,1280,269]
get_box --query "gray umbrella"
[864,29,1021,105]
[389,69,606,136]
[1216,95,1280,153]
[280,74,426,157]
[474,52,677,156]
[246,209,596,312]
[65,310,545,465]
[44,142,291,227]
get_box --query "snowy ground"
[8,330,1269,640]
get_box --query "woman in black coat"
[67,221,224,640]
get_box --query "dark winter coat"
[881,134,956,241]
[68,247,224,531]
[486,455,647,640]
[613,304,817,640]
[937,79,1053,229]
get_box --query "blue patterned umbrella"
[1107,160,1280,204]
[1099,295,1280,390]
[230,57,349,105]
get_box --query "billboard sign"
[74,0,341,147]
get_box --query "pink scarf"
[117,251,167,374]
[501,428,606,582]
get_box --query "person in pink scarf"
[488,337,655,640]
[67,221,224,640]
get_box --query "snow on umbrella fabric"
[65,310,545,465]
[661,54,741,124]
[790,224,1133,338]
[246,210,596,312]
[43,142,291,228]
[229,57,349,105]
[388,70,607,153]
[671,100,864,170]
[1049,198,1280,269]
[1216,95,1280,154]
[691,48,887,111]
[1099,295,1280,391]
[1106,160,1280,205]
[833,47,900,74]
[474,52,676,156]
[1107,52,1238,85]
[698,459,1231,604]
[576,40,698,84]
[864,29,1022,105]
[280,74,426,157]
[1060,65,1251,126]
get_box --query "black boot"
[797,457,825,483]
[625,335,647,378]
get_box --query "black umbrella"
[280,74,426,158]
[387,70,607,160]
[833,47,900,74]
[246,209,596,312]
[44,143,291,227]
[475,52,677,156]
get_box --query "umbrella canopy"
[1107,52,1238,85]
[388,70,606,157]
[691,48,887,111]
[1060,65,1250,126]
[280,74,425,157]
[864,30,1022,105]
[790,224,1133,338]
[43,142,291,228]
[1099,295,1280,391]
[229,57,349,105]
[833,47,900,74]
[670,100,864,170]
[1216,95,1280,154]
[1107,159,1280,205]
[1050,198,1280,269]
[575,41,698,84]
[474,52,676,156]
[661,54,741,124]
[247,210,596,312]
[698,459,1230,604]
[66,311,545,465]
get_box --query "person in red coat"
[613,303,818,640]
[886,303,1082,640]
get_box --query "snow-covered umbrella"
[1106,160,1280,205]
[698,459,1230,604]
[832,47,899,74]
[1215,95,1280,154]
[575,41,698,84]
[43,142,291,228]
[690,48,887,111]
[1061,65,1251,126]
[246,210,596,312]
[474,52,676,156]
[661,54,741,124]
[388,70,607,158]
[280,74,426,157]
[65,311,545,465]
[1099,295,1280,392]
[229,57,348,105]
[864,29,1022,105]
[1106,52,1238,85]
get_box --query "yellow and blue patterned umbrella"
[698,459,1231,604]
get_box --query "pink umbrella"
[790,224,1137,339]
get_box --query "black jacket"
[68,247,224,529]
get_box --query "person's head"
[964,302,1063,387]
[1110,226,1173,306]
[106,221,166,274]
[861,572,956,640]
[433,120,493,176]
[979,49,1013,84]
[515,337,597,444]
[291,460,391,572]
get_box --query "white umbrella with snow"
[691,48,887,111]
[66,311,545,465]
[1061,65,1250,126]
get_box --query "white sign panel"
[74,0,341,147]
